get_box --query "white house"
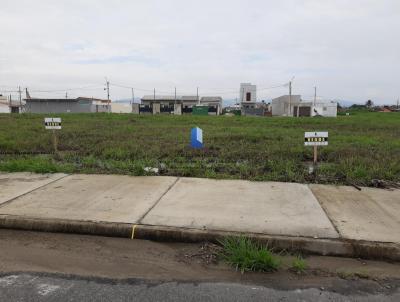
[271,95,337,117]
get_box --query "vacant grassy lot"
[0,111,399,186]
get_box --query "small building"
[199,97,223,115]
[240,83,257,109]
[0,95,23,113]
[239,83,267,116]
[181,96,198,114]
[140,95,185,115]
[25,97,110,113]
[140,95,222,115]
[271,95,337,117]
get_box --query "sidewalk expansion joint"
[137,177,181,224]
[307,184,341,237]
[0,174,71,210]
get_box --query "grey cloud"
[0,0,399,103]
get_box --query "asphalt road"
[0,273,399,302]
[0,229,399,301]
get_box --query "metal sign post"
[305,131,328,167]
[44,118,62,154]
[313,145,317,164]
[52,129,58,153]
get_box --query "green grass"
[219,237,280,273]
[0,111,399,185]
[291,255,307,273]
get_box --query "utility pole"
[18,86,22,107]
[105,80,110,100]
[174,87,177,105]
[197,87,199,105]
[397,98,399,109]
[104,78,110,113]
[131,88,134,105]
[65,92,68,99]
[296,85,300,118]
[314,86,317,107]
[153,88,156,101]
[288,81,292,117]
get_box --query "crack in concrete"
[137,177,181,224]
[0,174,70,210]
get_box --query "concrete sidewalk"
[0,172,399,260]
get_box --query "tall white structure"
[240,83,257,109]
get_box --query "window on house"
[323,107,327,111]
[246,92,251,101]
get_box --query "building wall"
[111,103,132,113]
[240,83,257,103]
[132,103,140,114]
[0,103,10,113]
[312,102,337,117]
[91,103,110,113]
[242,108,265,116]
[174,104,182,115]
[152,103,160,114]
[139,97,223,115]
[26,100,94,113]
[272,95,337,117]
[0,96,9,113]
[271,95,302,116]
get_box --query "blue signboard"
[190,127,203,149]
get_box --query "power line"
[2,81,288,99]
[0,90,19,93]
[110,83,172,94]
[30,84,103,93]
[110,82,287,96]
[1,80,293,101]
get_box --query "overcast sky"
[0,0,399,104]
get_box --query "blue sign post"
[190,127,203,149]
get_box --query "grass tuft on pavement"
[219,236,280,273]
[291,255,307,273]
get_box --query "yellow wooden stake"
[131,224,137,239]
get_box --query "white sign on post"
[44,117,61,153]
[305,131,328,166]
[304,132,328,146]
[44,117,62,130]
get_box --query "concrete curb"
[134,225,400,262]
[0,215,398,262]
[0,215,132,238]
